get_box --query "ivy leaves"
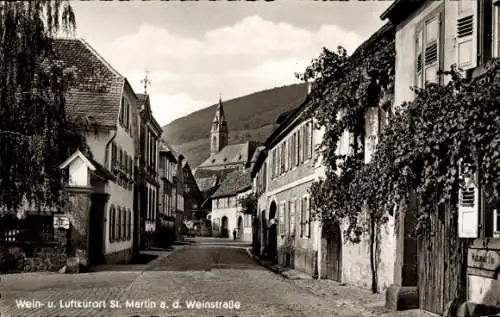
[305,47,500,240]
[297,26,396,242]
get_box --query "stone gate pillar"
[65,185,93,273]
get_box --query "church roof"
[211,169,252,199]
[196,176,218,194]
[198,140,260,168]
[194,167,238,183]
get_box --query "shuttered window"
[111,143,117,169]
[308,122,313,159]
[416,9,442,87]
[109,205,115,242]
[305,197,311,238]
[458,161,479,238]
[284,140,289,171]
[300,198,304,237]
[290,200,295,236]
[457,0,478,70]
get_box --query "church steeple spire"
[210,95,228,155]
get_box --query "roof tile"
[53,39,124,128]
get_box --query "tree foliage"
[0,1,86,213]
[239,192,258,216]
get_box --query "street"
[0,238,434,317]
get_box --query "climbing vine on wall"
[297,25,396,243]
[300,18,500,244]
[359,61,500,235]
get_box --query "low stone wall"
[0,241,67,273]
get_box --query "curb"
[245,247,284,276]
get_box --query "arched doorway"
[268,202,278,263]
[221,216,228,238]
[237,216,243,239]
[321,221,342,281]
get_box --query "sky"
[69,0,393,126]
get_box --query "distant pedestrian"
[232,228,237,240]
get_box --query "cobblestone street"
[0,238,436,317]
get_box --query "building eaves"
[380,0,425,25]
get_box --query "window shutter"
[285,141,289,171]
[424,14,441,84]
[298,199,304,237]
[457,0,478,70]
[290,201,295,236]
[304,197,311,237]
[458,162,479,238]
[297,129,302,166]
[416,26,424,88]
[128,209,132,240]
[118,148,123,170]
[111,143,117,168]
[121,208,126,240]
[309,122,313,159]
[279,204,285,235]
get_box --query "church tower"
[210,96,228,155]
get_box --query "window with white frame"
[279,203,285,235]
[290,200,295,236]
[416,8,442,88]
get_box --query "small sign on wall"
[468,248,500,272]
[53,214,70,229]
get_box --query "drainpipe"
[104,130,118,169]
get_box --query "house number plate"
[53,215,70,229]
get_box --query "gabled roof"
[211,169,252,199]
[53,38,125,128]
[194,167,238,183]
[59,149,115,181]
[198,140,260,168]
[265,96,312,149]
[250,146,268,178]
[136,93,162,135]
[159,140,178,162]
